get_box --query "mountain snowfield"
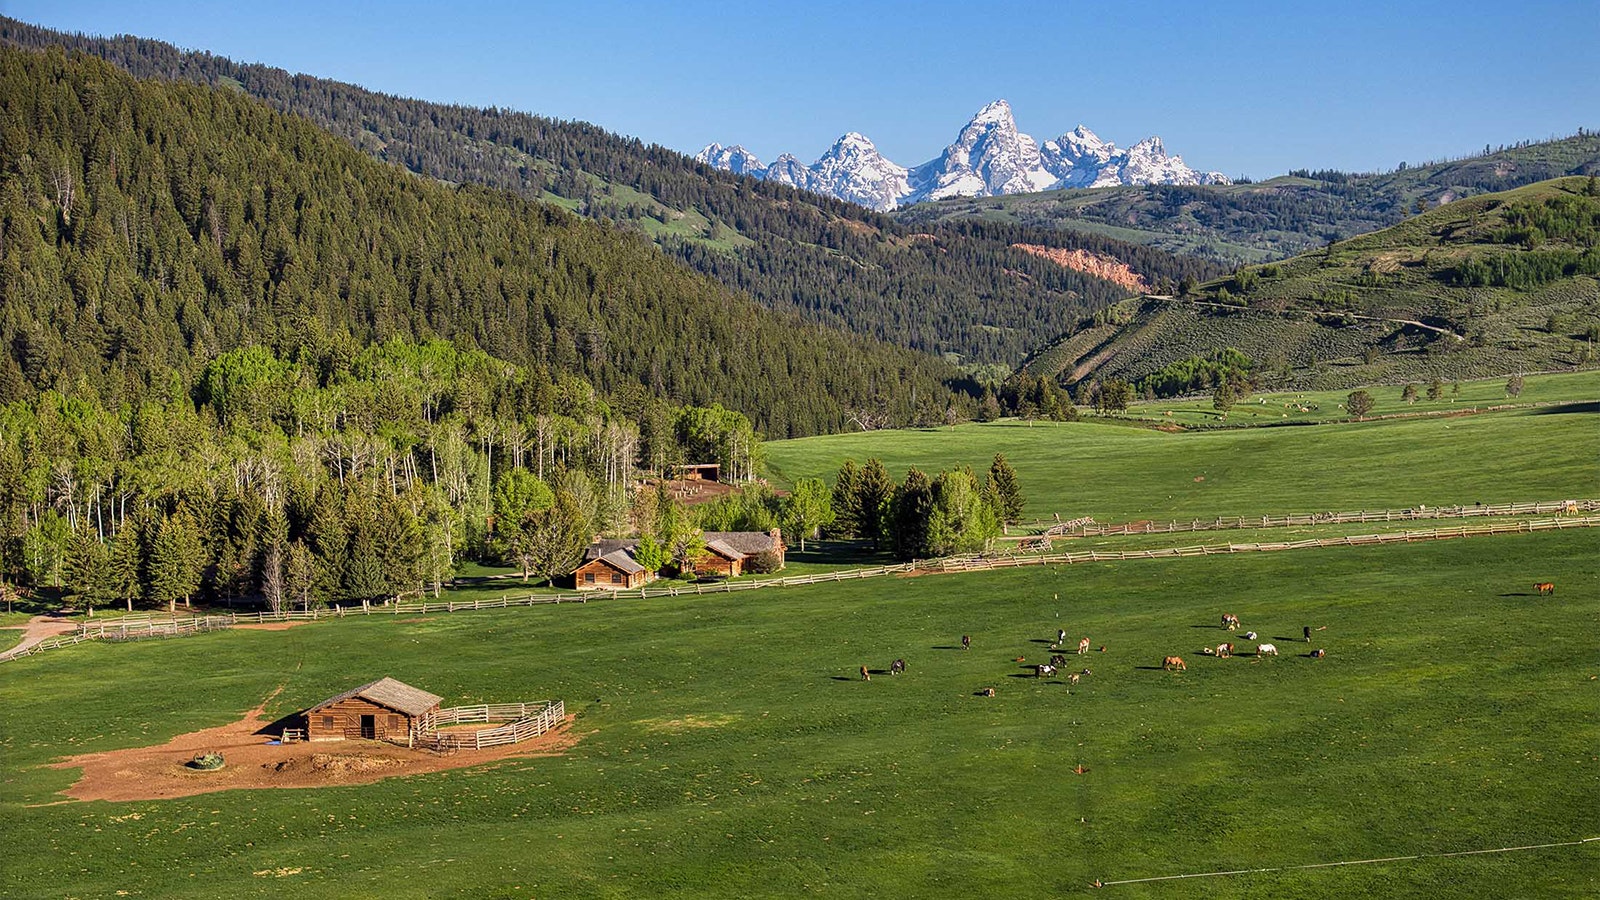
[696,100,1229,211]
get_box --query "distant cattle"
[890,658,907,675]
[1309,649,1326,659]
[1162,656,1187,671]
[1078,637,1092,655]
[1257,643,1278,657]
[1535,582,1555,595]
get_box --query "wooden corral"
[301,677,442,743]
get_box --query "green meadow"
[0,530,1595,898]
[765,392,1598,523]
[2,396,1597,898]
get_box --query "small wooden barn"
[671,463,721,482]
[302,677,443,743]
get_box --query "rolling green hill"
[897,133,1600,265]
[1020,177,1600,392]
[0,16,1223,368]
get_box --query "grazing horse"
[1162,656,1187,671]
[860,665,871,681]
[1050,654,1068,669]
[1309,648,1326,659]
[1257,643,1278,657]
[1243,631,1258,640]
[1217,642,1234,658]
[1535,582,1556,595]
[1036,663,1057,678]
[1221,614,1240,631]
[1057,629,1068,646]
[1068,673,1081,685]
[980,687,996,697]
[1077,637,1092,655]
[890,658,907,675]
[961,634,972,651]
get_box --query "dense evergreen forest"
[0,17,1223,366]
[0,45,973,438]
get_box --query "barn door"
[360,714,376,739]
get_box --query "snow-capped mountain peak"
[695,101,1229,211]
[694,143,764,176]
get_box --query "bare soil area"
[45,692,581,802]
[0,615,78,659]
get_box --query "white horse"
[1257,643,1278,657]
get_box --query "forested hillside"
[1026,178,1600,393]
[0,16,1223,366]
[899,133,1600,264]
[0,45,973,438]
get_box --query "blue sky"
[8,0,1596,178]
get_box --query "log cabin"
[302,677,442,743]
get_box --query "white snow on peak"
[693,101,1229,211]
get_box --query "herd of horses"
[856,582,1559,687]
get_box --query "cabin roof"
[702,531,780,555]
[308,677,443,718]
[702,539,746,561]
[596,549,646,575]
[583,538,639,561]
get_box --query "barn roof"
[308,677,443,717]
[702,539,746,561]
[702,531,780,555]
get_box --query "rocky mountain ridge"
[697,100,1228,211]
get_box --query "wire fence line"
[1099,835,1600,887]
[5,514,1596,664]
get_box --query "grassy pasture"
[0,530,1595,898]
[764,403,1598,523]
[1122,370,1600,428]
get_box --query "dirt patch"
[0,615,79,659]
[231,620,313,631]
[44,691,582,802]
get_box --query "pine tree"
[987,454,1025,527]
[830,460,862,539]
[856,459,894,551]
[889,469,935,561]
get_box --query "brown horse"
[860,665,871,681]
[1162,656,1187,671]
[1077,637,1092,655]
[1535,582,1555,595]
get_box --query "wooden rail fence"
[410,700,565,751]
[5,511,1596,664]
[1013,499,1598,539]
